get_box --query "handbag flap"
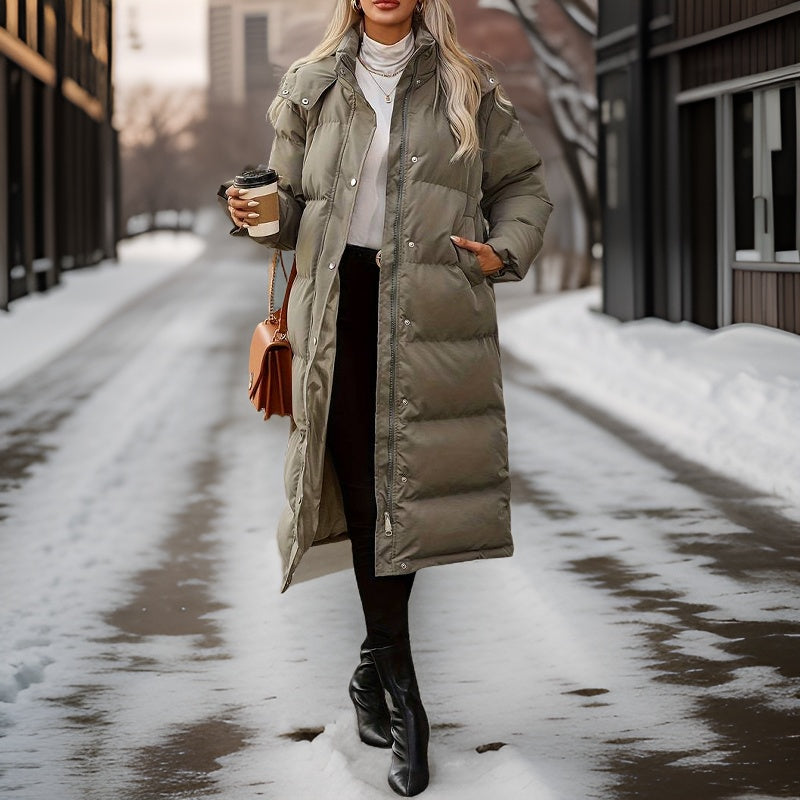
[249,316,281,393]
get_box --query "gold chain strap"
[267,250,289,319]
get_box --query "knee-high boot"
[369,640,430,797]
[349,637,392,747]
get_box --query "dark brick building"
[598,1,800,334]
[1,0,118,310]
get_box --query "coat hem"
[374,542,514,577]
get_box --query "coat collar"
[335,22,498,94]
[280,22,497,108]
[335,21,438,81]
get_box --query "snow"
[1,245,798,797]
[0,229,206,390]
[499,287,800,505]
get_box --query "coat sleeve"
[480,95,553,283]
[215,90,307,251]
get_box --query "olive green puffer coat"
[227,22,552,592]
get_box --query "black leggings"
[325,245,416,648]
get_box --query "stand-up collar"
[336,22,438,81]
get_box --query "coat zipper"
[386,60,419,539]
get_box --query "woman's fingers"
[226,188,263,226]
[450,235,483,253]
[450,235,503,275]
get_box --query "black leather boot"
[369,640,430,797]
[349,638,392,748]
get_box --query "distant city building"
[598,0,800,335]
[207,0,330,105]
[0,0,119,311]
[208,0,272,105]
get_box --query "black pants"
[325,245,416,648]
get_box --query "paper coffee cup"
[234,168,280,237]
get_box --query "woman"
[223,0,552,795]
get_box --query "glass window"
[733,92,754,257]
[733,83,800,264]
[18,0,27,41]
[598,2,637,38]
[244,14,269,92]
[772,87,798,262]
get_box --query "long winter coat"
[225,22,552,592]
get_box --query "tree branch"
[550,0,597,36]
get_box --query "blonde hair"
[268,0,513,162]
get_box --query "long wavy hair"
[268,0,513,162]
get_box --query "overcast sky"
[114,0,208,89]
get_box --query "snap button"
[401,398,408,406]
[408,241,415,248]
[282,88,289,95]
[339,68,346,75]
[385,529,393,537]
[301,97,309,105]
[415,79,421,85]
[411,156,418,163]
[350,177,357,186]
[403,318,411,326]
[489,77,496,84]
[328,262,336,270]
[400,562,408,570]
[401,475,407,483]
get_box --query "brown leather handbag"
[248,251,297,420]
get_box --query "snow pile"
[500,287,800,504]
[0,231,206,389]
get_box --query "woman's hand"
[450,236,504,276]
[225,185,261,229]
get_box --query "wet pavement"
[0,233,798,799]
[501,347,800,799]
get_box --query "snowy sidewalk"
[0,230,206,390]
[500,288,800,505]
[1,241,799,799]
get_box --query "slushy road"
[1,226,798,799]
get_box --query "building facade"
[0,0,118,311]
[208,0,272,105]
[598,1,800,334]
[208,0,332,107]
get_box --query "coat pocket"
[450,217,487,287]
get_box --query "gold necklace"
[358,58,397,103]
[358,57,404,78]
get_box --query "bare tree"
[118,86,206,229]
[116,70,282,235]
[550,0,597,35]
[480,0,598,288]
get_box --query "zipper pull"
[384,511,393,536]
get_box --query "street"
[1,228,798,800]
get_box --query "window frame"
[716,78,800,326]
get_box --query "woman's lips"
[373,0,400,8]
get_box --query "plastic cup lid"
[234,168,278,187]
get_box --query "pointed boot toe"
[349,639,392,748]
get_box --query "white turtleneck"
[347,28,415,249]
